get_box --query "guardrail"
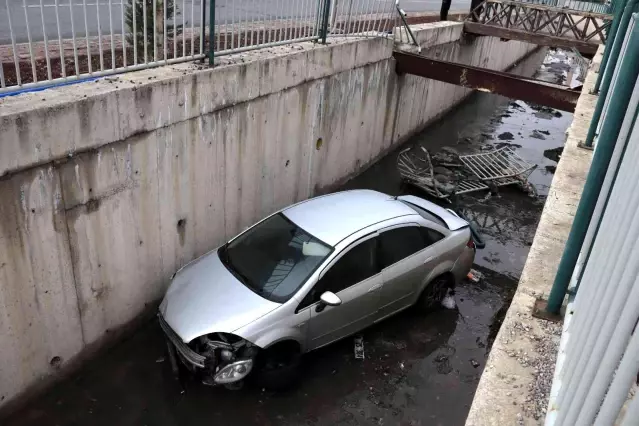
[511,0,613,13]
[0,0,396,95]
[545,12,639,426]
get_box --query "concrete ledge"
[465,47,602,425]
[0,23,468,179]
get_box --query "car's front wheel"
[255,342,301,390]
[417,275,450,312]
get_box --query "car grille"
[158,312,206,368]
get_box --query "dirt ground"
[1,48,577,426]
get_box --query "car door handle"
[424,256,434,263]
[368,283,382,292]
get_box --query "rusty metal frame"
[465,0,613,55]
[393,50,580,112]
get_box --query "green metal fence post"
[585,0,638,146]
[595,0,630,92]
[209,0,215,66]
[545,20,639,315]
[319,0,332,44]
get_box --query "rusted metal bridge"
[393,0,615,112]
[465,0,614,55]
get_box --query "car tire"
[255,345,301,391]
[417,275,450,312]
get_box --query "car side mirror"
[320,291,342,307]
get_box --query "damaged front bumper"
[158,313,206,368]
[158,313,257,385]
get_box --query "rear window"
[400,201,448,229]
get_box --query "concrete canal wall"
[0,22,535,408]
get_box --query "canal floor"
[2,48,576,426]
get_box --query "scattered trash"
[399,362,405,370]
[435,354,449,362]
[470,359,481,368]
[156,357,165,363]
[441,291,456,309]
[468,268,484,283]
[354,335,365,360]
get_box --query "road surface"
[0,0,470,45]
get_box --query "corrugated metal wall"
[546,13,639,426]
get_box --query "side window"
[379,227,427,269]
[421,228,445,246]
[298,238,378,310]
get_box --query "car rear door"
[301,234,383,350]
[375,225,446,320]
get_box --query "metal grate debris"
[397,146,537,199]
[458,147,537,182]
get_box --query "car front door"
[376,225,445,320]
[300,234,382,351]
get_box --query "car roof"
[282,190,418,246]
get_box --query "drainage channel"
[2,48,577,426]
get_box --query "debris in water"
[480,192,493,202]
[545,165,557,174]
[537,130,551,135]
[441,293,456,310]
[530,130,547,140]
[398,146,537,200]
[468,269,484,283]
[498,132,515,140]
[495,142,522,149]
[543,147,563,162]
[156,357,165,363]
[470,359,481,368]
[354,335,365,360]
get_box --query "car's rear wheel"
[418,275,451,312]
[255,342,301,391]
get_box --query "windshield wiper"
[218,244,253,288]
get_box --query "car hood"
[159,250,280,343]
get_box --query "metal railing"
[514,0,613,13]
[0,0,396,95]
[545,13,639,426]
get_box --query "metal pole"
[595,0,630,92]
[320,0,332,43]
[201,0,206,59]
[209,0,215,65]
[545,19,639,315]
[585,0,638,146]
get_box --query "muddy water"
[2,49,576,426]
[343,48,574,279]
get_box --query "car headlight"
[213,359,253,384]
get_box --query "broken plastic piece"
[441,294,456,309]
[467,268,484,283]
[354,335,365,360]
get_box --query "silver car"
[158,190,475,389]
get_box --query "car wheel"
[418,276,450,312]
[255,344,301,391]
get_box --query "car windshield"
[219,213,332,303]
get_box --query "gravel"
[503,313,562,423]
